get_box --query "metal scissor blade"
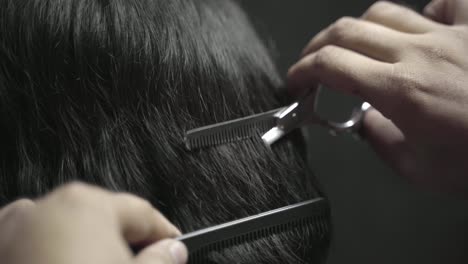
[261,127,287,146]
[262,89,320,146]
[184,108,285,150]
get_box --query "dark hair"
[0,0,329,262]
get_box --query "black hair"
[0,0,329,262]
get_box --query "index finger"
[424,0,468,24]
[288,45,397,116]
[112,193,181,245]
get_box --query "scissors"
[184,87,373,150]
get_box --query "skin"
[1,1,467,262]
[0,182,188,264]
[288,0,468,197]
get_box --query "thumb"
[134,239,188,264]
[424,0,468,25]
[362,108,408,171]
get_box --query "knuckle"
[314,46,336,68]
[1,199,34,220]
[390,65,426,109]
[411,35,451,63]
[53,182,95,204]
[137,199,154,214]
[334,17,355,29]
[329,17,355,41]
[116,193,154,213]
[9,199,35,210]
[424,46,448,62]
[60,182,89,196]
[365,1,397,19]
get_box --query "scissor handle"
[278,87,373,136]
[263,88,373,146]
[323,102,373,136]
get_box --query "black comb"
[176,197,329,263]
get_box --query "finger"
[288,45,393,107]
[112,193,181,245]
[134,239,188,264]
[423,0,468,25]
[452,0,468,24]
[362,108,407,170]
[0,199,35,244]
[0,199,35,222]
[423,0,450,23]
[302,17,405,62]
[425,0,468,24]
[363,1,442,33]
[47,183,181,245]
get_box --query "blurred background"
[238,1,468,263]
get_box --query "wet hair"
[0,0,329,262]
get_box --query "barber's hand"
[0,183,188,264]
[288,0,468,196]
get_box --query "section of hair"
[0,0,329,263]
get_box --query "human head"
[0,0,329,262]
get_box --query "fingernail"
[170,241,188,264]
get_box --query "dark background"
[238,1,468,263]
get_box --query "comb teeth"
[184,108,285,150]
[187,215,329,264]
[177,198,329,264]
